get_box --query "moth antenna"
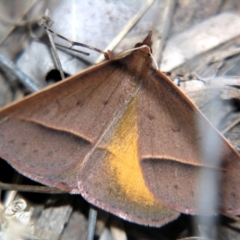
[38,14,106,56]
[53,43,90,56]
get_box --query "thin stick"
[0,181,68,194]
[43,9,65,80]
[86,207,97,240]
[153,0,175,64]
[0,52,42,92]
[95,0,155,63]
[222,117,240,135]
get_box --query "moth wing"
[0,60,140,191]
[138,70,240,214]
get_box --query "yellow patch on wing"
[106,97,155,206]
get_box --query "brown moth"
[0,32,240,226]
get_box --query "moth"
[0,32,239,226]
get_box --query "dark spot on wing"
[172,126,181,132]
[33,149,38,154]
[102,100,108,106]
[76,101,82,106]
[147,114,155,120]
[48,151,53,157]
[231,192,236,198]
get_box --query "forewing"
[138,70,240,214]
[0,60,141,191]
